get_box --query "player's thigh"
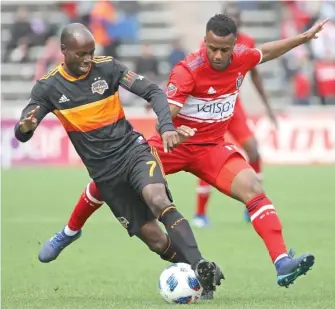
[127,146,174,217]
[229,165,264,203]
[189,144,250,197]
[95,179,156,237]
[228,101,254,146]
[148,135,190,175]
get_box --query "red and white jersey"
[236,32,255,48]
[166,46,262,144]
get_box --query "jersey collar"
[58,63,91,82]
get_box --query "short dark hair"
[206,14,237,37]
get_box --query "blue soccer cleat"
[38,229,82,263]
[276,249,315,288]
[192,215,210,228]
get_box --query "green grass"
[2,166,335,309]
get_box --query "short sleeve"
[165,64,195,107]
[25,81,52,120]
[244,48,263,71]
[235,45,263,72]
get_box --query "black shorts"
[95,144,172,237]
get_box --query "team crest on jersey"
[166,83,177,97]
[91,79,109,95]
[236,75,244,89]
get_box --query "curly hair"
[206,14,237,37]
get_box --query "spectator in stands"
[280,3,313,105]
[89,0,119,57]
[135,44,159,82]
[4,6,34,62]
[75,2,95,28]
[34,35,63,81]
[168,38,186,69]
[60,1,78,23]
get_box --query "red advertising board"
[2,113,334,167]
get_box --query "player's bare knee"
[147,233,168,254]
[245,176,264,202]
[142,183,171,218]
[139,220,168,254]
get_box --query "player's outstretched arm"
[14,82,51,142]
[259,19,328,63]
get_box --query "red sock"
[246,194,287,263]
[249,158,262,180]
[67,181,104,231]
[196,179,211,216]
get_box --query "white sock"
[64,225,78,236]
[274,253,289,264]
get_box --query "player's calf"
[138,220,188,263]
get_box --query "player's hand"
[303,19,329,40]
[19,106,40,133]
[161,130,180,153]
[176,125,197,143]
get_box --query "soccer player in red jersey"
[39,14,328,288]
[194,6,277,227]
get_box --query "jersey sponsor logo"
[179,92,238,123]
[236,74,244,89]
[91,79,109,95]
[117,217,130,229]
[197,100,234,117]
[166,83,177,97]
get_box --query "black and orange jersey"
[14,56,175,181]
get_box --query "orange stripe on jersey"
[54,92,125,132]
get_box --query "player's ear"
[60,44,67,56]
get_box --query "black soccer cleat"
[200,262,225,300]
[193,259,216,291]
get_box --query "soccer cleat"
[200,263,225,300]
[38,229,82,263]
[192,215,210,228]
[200,289,214,300]
[276,249,315,288]
[243,209,251,223]
[193,259,216,291]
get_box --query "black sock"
[159,206,202,267]
[160,234,189,263]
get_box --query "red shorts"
[148,136,252,196]
[227,99,254,146]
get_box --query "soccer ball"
[159,263,203,304]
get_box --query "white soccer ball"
[159,263,203,304]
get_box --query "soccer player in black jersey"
[14,23,224,294]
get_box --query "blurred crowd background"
[1,0,335,113]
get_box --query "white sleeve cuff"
[255,48,263,64]
[168,99,183,107]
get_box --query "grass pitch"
[2,166,335,309]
